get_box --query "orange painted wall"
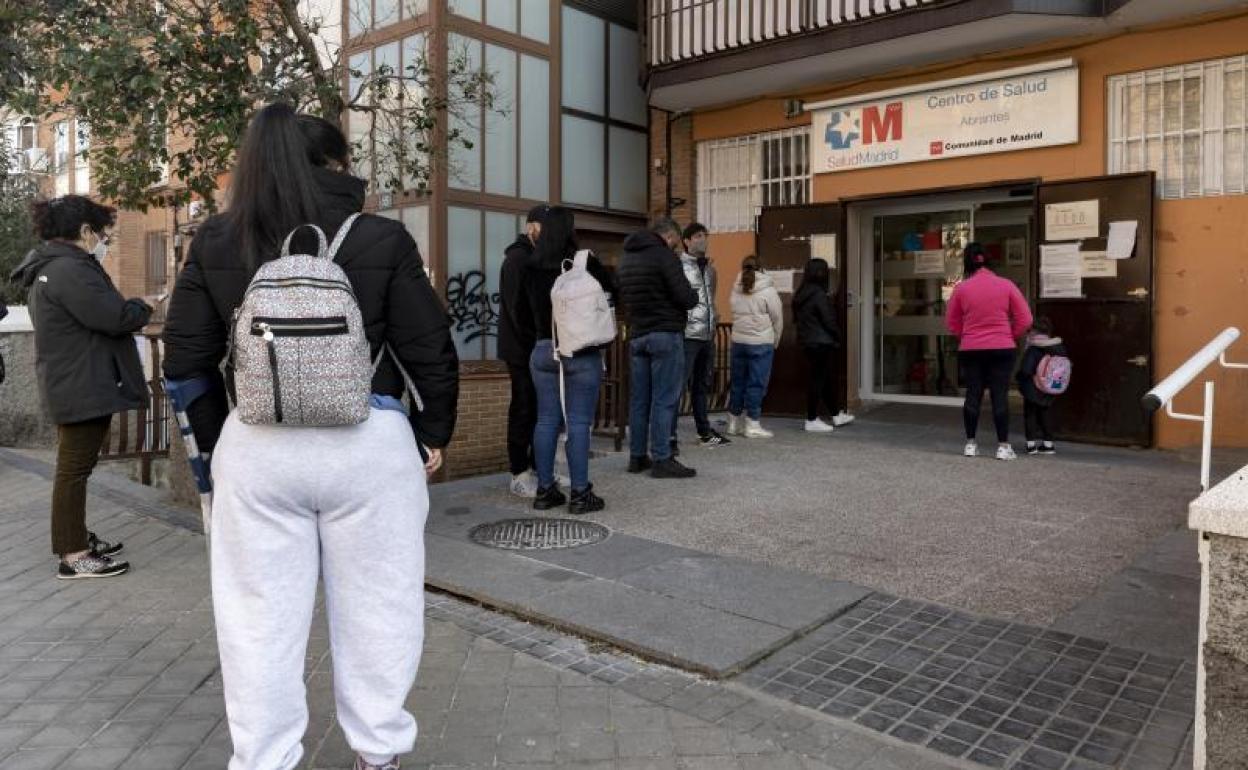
[693,11,1248,448]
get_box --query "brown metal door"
[755,204,846,416]
[1034,172,1155,446]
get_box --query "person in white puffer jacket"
[727,255,783,438]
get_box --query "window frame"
[558,3,648,215]
[1108,55,1248,199]
[145,230,169,296]
[696,127,812,233]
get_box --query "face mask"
[690,240,707,257]
[88,232,109,261]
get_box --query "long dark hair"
[532,206,578,269]
[800,258,830,293]
[741,255,759,294]
[226,103,349,268]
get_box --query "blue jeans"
[671,338,713,441]
[729,343,775,420]
[628,331,684,461]
[530,340,602,492]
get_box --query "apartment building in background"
[643,0,1248,450]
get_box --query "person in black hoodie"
[792,258,853,434]
[498,204,547,498]
[522,207,614,514]
[162,104,458,770]
[1016,316,1069,455]
[617,218,699,479]
[11,195,150,580]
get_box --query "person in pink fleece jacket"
[945,243,1033,460]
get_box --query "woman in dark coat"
[10,195,151,579]
[792,258,852,433]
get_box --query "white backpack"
[229,215,373,426]
[550,249,615,358]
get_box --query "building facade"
[644,0,1248,449]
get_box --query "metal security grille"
[697,127,810,233]
[469,518,610,550]
[1109,55,1248,199]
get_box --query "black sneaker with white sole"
[58,554,129,580]
[698,432,730,447]
[87,531,123,558]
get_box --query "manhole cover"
[469,518,610,550]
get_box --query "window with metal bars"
[696,127,810,233]
[146,231,169,296]
[1108,55,1248,199]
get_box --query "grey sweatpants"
[211,409,428,770]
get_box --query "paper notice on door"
[1080,250,1117,278]
[1106,220,1138,259]
[1040,242,1083,298]
[811,234,837,267]
[913,250,946,276]
[1045,199,1100,240]
[770,269,796,293]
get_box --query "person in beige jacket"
[727,255,783,438]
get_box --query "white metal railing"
[1143,327,1247,490]
[647,0,950,67]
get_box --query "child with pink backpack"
[1016,317,1071,454]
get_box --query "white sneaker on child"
[996,444,1017,461]
[963,441,978,457]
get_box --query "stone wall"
[0,330,56,448]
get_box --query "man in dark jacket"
[617,218,698,479]
[497,204,547,497]
[162,166,459,461]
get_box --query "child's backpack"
[230,214,373,426]
[1033,352,1073,396]
[550,249,615,358]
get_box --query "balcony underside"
[647,0,1246,111]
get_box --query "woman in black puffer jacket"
[162,104,457,770]
[792,258,853,433]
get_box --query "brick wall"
[647,108,697,225]
[440,367,511,481]
[107,207,173,300]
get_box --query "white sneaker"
[555,472,571,487]
[726,415,745,436]
[963,441,978,457]
[995,444,1017,461]
[832,411,855,427]
[804,419,834,433]
[743,419,773,439]
[509,471,539,499]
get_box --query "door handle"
[1127,355,1149,367]
[1127,287,1149,299]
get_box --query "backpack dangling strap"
[279,224,329,259]
[371,342,425,412]
[326,213,363,261]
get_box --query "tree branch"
[274,0,342,127]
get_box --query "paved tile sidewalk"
[0,451,967,769]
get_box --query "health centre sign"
[810,64,1079,173]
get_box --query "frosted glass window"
[400,206,431,276]
[450,0,481,21]
[561,115,604,207]
[348,51,372,187]
[403,0,428,17]
[375,0,399,28]
[609,25,647,126]
[486,0,517,33]
[484,45,517,196]
[609,127,647,213]
[561,6,604,114]
[520,0,549,43]
[374,42,401,188]
[484,212,518,359]
[401,34,428,190]
[519,55,550,200]
[448,35,482,191]
[348,0,370,36]
[447,207,485,358]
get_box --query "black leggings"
[959,349,1015,443]
[803,345,837,421]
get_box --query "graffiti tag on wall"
[446,270,500,343]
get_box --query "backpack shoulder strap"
[326,213,363,262]
[573,249,590,271]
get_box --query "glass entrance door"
[874,209,970,397]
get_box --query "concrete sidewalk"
[0,448,964,770]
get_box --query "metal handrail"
[1142,327,1247,491]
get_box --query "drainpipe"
[664,109,689,218]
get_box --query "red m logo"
[863,102,904,145]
